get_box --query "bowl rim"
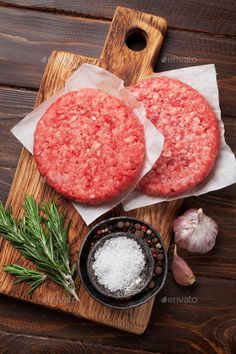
[78,216,168,310]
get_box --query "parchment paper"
[123,64,236,211]
[11,64,164,224]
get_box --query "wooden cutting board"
[0,7,182,334]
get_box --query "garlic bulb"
[172,245,196,286]
[173,208,218,253]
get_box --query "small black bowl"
[78,216,168,310]
[87,232,154,299]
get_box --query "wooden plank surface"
[1,0,236,36]
[0,6,235,92]
[0,1,236,353]
[0,275,235,353]
[0,6,106,89]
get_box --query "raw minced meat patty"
[34,88,145,204]
[130,77,220,196]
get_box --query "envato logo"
[161,56,198,64]
[40,55,72,66]
[161,296,198,304]
[41,296,77,305]
[41,56,48,64]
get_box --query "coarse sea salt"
[92,237,146,293]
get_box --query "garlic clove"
[173,208,218,253]
[172,245,196,286]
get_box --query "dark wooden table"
[0,1,235,353]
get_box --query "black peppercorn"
[117,221,125,229]
[155,266,163,275]
[157,253,164,261]
[134,230,144,237]
[134,223,141,230]
[148,280,156,289]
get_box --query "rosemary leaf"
[3,264,46,295]
[0,196,79,300]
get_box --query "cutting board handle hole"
[125,28,147,51]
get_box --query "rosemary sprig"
[0,196,79,300]
[3,264,47,295]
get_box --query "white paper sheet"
[122,64,236,211]
[11,64,164,224]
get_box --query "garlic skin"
[173,208,218,253]
[172,245,196,286]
